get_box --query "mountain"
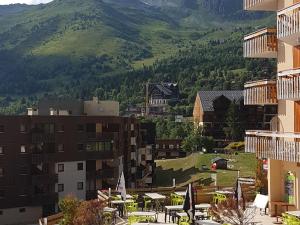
[0,0,275,114]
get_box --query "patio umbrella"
[183,183,195,222]
[116,171,127,201]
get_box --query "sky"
[0,0,53,5]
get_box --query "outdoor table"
[176,212,208,223]
[174,191,186,196]
[128,211,157,222]
[215,190,234,195]
[287,211,300,218]
[132,223,177,225]
[117,194,133,199]
[145,193,166,212]
[271,201,294,224]
[164,204,211,222]
[195,220,221,225]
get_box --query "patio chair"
[126,202,138,212]
[282,213,300,225]
[179,216,190,225]
[249,194,268,215]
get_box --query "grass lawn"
[155,152,257,187]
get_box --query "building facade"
[0,98,155,224]
[244,0,300,215]
[155,139,186,159]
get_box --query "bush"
[224,142,245,152]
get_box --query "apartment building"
[244,0,300,215]
[0,98,154,225]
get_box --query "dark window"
[0,190,4,198]
[0,210,3,215]
[19,208,26,213]
[86,123,96,133]
[0,168,3,177]
[58,184,64,192]
[20,124,26,133]
[58,144,64,152]
[20,145,26,153]
[77,124,84,132]
[58,164,64,172]
[0,125,4,133]
[77,144,84,152]
[57,124,64,132]
[0,146,3,154]
[77,182,83,190]
[77,163,83,171]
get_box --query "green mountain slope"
[0,0,275,114]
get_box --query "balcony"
[245,130,300,162]
[278,3,300,45]
[244,80,278,105]
[32,174,58,184]
[244,0,277,11]
[31,192,58,205]
[278,69,300,100]
[244,28,277,58]
[86,168,115,179]
[31,133,55,143]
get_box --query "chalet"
[146,83,179,115]
[193,90,277,143]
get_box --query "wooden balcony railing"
[244,0,277,11]
[278,3,300,45]
[278,69,300,100]
[244,28,277,58]
[245,130,300,162]
[244,80,278,105]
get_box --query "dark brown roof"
[198,90,244,112]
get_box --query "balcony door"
[293,46,300,69]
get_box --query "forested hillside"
[0,0,276,114]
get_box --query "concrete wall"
[0,206,42,225]
[277,100,295,132]
[278,0,294,9]
[56,161,86,201]
[278,42,293,72]
[84,98,119,116]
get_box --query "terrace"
[244,28,277,58]
[278,3,300,46]
[245,130,300,162]
[278,68,300,100]
[244,80,277,105]
[244,0,277,11]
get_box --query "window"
[0,190,4,198]
[0,146,3,155]
[19,208,26,213]
[155,144,159,149]
[77,143,84,152]
[58,184,64,192]
[77,163,83,171]
[20,124,26,133]
[0,168,3,177]
[131,124,135,131]
[58,144,64,152]
[0,125,4,133]
[20,145,26,153]
[169,144,174,149]
[77,124,84,132]
[57,124,64,132]
[77,182,83,190]
[58,164,64,172]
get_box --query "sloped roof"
[211,157,228,163]
[198,90,244,112]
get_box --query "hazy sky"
[0,0,53,5]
